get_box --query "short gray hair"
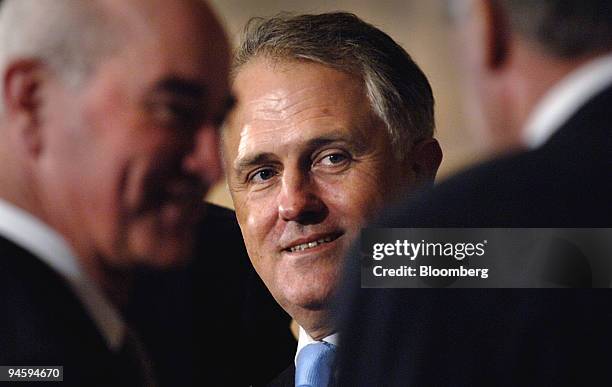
[0,0,119,111]
[497,0,612,58]
[233,12,435,161]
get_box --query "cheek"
[86,159,127,245]
[118,129,179,212]
[235,190,280,262]
[121,155,151,211]
[318,169,387,224]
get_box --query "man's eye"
[319,153,349,166]
[149,101,204,132]
[250,168,277,184]
[164,105,202,129]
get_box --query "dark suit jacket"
[267,364,295,387]
[0,236,133,386]
[337,86,612,386]
[128,203,296,386]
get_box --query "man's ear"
[407,138,443,187]
[3,60,46,157]
[480,0,510,69]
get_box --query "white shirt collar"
[295,326,340,365]
[522,53,612,149]
[0,199,125,351]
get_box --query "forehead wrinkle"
[245,84,340,123]
[234,101,373,169]
[231,68,376,172]
[235,120,301,167]
[234,119,368,176]
[235,123,274,168]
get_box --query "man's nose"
[183,125,223,187]
[278,170,327,224]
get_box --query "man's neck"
[295,326,340,365]
[293,309,336,341]
[0,197,127,349]
[304,327,336,341]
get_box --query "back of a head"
[234,12,435,161]
[498,0,612,58]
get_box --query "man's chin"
[127,235,195,269]
[279,285,338,313]
[273,263,343,310]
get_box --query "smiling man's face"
[37,0,231,271]
[225,58,403,326]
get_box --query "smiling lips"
[284,233,342,253]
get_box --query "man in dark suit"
[0,0,232,385]
[338,0,612,385]
[128,202,297,387]
[223,13,442,387]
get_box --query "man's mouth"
[285,233,342,253]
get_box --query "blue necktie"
[295,341,337,387]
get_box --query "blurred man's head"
[224,12,442,338]
[0,0,232,284]
[446,0,612,152]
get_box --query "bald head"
[0,0,121,92]
[0,0,226,104]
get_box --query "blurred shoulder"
[379,149,545,227]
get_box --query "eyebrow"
[150,77,236,124]
[215,94,237,128]
[233,132,355,173]
[234,152,278,173]
[305,135,349,150]
[222,95,237,115]
[152,77,207,100]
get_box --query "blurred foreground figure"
[224,12,442,386]
[339,0,612,386]
[128,202,297,386]
[0,0,231,385]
